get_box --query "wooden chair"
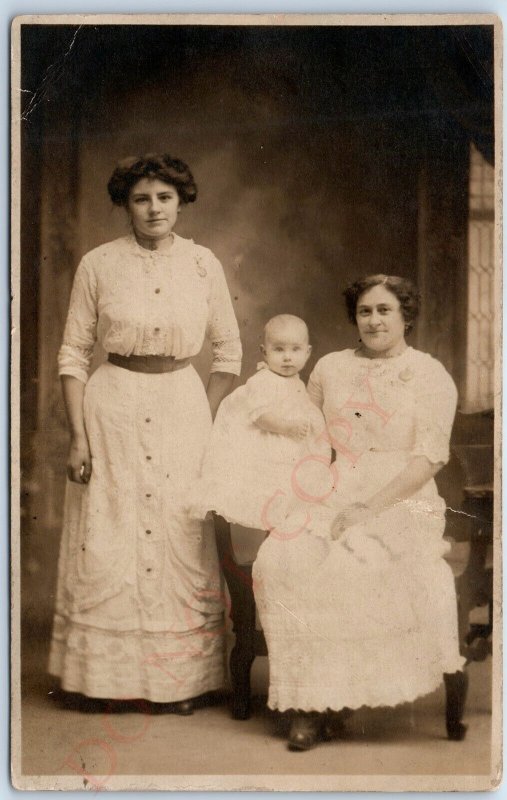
[439,409,494,740]
[214,406,495,740]
[449,409,494,663]
[214,514,267,720]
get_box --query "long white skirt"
[252,452,465,712]
[48,362,226,702]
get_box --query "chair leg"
[229,624,256,720]
[213,514,265,720]
[444,670,468,741]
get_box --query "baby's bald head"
[261,315,311,377]
[263,315,309,347]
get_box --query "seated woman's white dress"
[189,367,330,530]
[253,347,465,712]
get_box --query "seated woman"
[253,274,466,750]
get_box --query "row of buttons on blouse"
[142,409,155,574]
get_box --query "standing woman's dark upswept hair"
[107,153,198,206]
[49,152,242,712]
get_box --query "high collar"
[127,232,191,258]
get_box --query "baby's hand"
[285,417,311,440]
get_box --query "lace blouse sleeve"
[205,252,242,375]
[57,255,98,385]
[412,357,458,465]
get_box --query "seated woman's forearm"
[365,455,443,513]
[206,371,236,419]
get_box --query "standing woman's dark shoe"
[288,711,322,751]
[148,698,195,715]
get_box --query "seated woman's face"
[356,285,406,355]
[127,178,180,240]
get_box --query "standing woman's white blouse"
[58,233,242,381]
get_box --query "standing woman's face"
[355,284,407,356]
[127,178,180,241]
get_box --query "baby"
[188,314,330,532]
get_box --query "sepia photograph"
[11,13,501,791]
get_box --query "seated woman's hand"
[67,435,92,484]
[285,417,312,441]
[330,502,373,540]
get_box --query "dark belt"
[108,353,191,374]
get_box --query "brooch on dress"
[195,255,207,277]
[398,367,414,382]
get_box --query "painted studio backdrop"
[20,24,494,667]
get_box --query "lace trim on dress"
[58,343,95,383]
[266,659,466,713]
[211,337,242,372]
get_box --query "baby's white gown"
[189,366,330,530]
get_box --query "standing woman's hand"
[61,375,93,484]
[67,434,92,484]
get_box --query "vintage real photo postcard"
[11,13,502,791]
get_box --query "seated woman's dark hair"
[343,274,420,333]
[107,153,197,206]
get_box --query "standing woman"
[253,275,466,749]
[49,154,242,712]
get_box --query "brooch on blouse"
[195,255,207,277]
[398,367,415,382]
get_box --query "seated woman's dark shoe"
[288,712,322,751]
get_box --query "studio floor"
[18,631,493,790]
